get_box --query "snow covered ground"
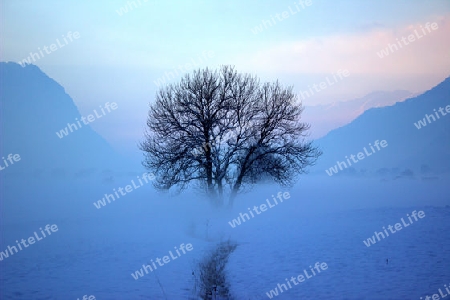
[1,174,449,299]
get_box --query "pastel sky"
[1,0,450,155]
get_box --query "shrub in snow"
[193,240,237,299]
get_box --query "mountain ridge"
[311,75,450,178]
[303,90,417,139]
[0,62,136,180]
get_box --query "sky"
[1,0,450,156]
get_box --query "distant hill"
[311,76,450,179]
[303,90,416,139]
[0,62,135,180]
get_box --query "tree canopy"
[140,65,321,207]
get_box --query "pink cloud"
[238,14,450,78]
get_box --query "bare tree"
[139,65,320,207]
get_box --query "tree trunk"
[228,173,244,208]
[228,146,256,208]
[217,179,224,207]
[204,139,215,198]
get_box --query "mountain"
[303,90,416,139]
[0,62,135,180]
[312,76,450,178]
